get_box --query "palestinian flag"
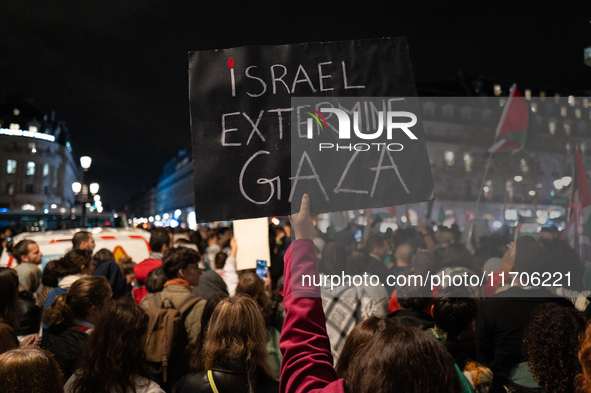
[561,149,591,262]
[487,84,529,154]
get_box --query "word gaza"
[239,148,410,205]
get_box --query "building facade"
[0,95,82,219]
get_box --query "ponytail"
[43,294,74,330]
[43,276,111,331]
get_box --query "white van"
[0,227,152,269]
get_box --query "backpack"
[144,292,201,383]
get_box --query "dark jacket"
[476,286,573,378]
[173,369,278,393]
[17,290,41,335]
[41,326,89,380]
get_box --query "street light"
[89,183,99,195]
[80,156,92,171]
[562,176,572,187]
[72,156,100,228]
[72,182,82,194]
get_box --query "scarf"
[164,278,191,291]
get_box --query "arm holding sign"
[280,195,344,393]
[223,238,239,296]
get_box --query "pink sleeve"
[279,239,344,393]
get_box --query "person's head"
[72,231,95,252]
[206,230,219,246]
[432,287,478,337]
[41,260,59,287]
[335,316,393,377]
[92,262,127,300]
[412,250,435,275]
[162,246,201,285]
[396,274,432,312]
[0,348,64,393]
[145,266,166,293]
[70,303,151,393]
[235,272,272,324]
[394,243,414,267]
[524,303,586,393]
[0,267,19,330]
[149,228,173,253]
[203,296,273,380]
[214,252,227,270]
[12,239,42,265]
[435,226,455,244]
[117,260,135,285]
[320,242,348,276]
[0,227,12,240]
[190,293,229,372]
[344,325,462,393]
[441,243,473,269]
[44,275,113,330]
[92,248,115,267]
[514,242,552,276]
[365,234,389,259]
[54,249,94,277]
[537,227,554,245]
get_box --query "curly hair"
[69,303,152,393]
[576,321,591,392]
[523,303,587,393]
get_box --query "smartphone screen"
[256,259,268,280]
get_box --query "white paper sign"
[233,217,271,271]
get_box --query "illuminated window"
[540,91,546,101]
[531,103,537,113]
[6,160,16,174]
[564,123,571,136]
[499,98,506,107]
[525,89,531,100]
[444,151,455,167]
[9,123,19,130]
[29,125,37,133]
[520,159,529,173]
[549,121,556,135]
[555,94,560,104]
[494,85,501,96]
[561,107,567,117]
[28,143,36,154]
[584,98,589,108]
[576,108,582,119]
[463,153,473,172]
[566,142,572,154]
[568,96,575,106]
[43,164,49,177]
[26,162,35,176]
[6,183,14,196]
[13,109,19,116]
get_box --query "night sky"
[1,0,589,209]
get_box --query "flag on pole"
[561,149,591,262]
[487,84,530,154]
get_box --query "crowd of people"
[1,195,591,392]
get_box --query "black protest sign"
[189,38,433,222]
